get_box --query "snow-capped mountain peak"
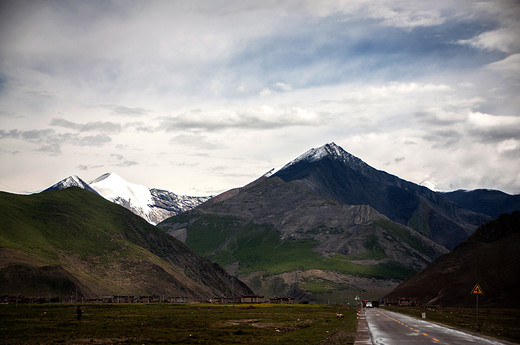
[280,142,367,172]
[61,175,88,188]
[89,172,154,210]
[44,175,99,194]
[45,172,210,225]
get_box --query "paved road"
[364,308,508,345]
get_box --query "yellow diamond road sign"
[472,283,484,295]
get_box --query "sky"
[0,0,519,196]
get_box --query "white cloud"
[497,139,520,154]
[367,7,445,28]
[259,88,273,97]
[467,112,520,128]
[459,28,520,53]
[486,54,520,77]
[273,82,292,92]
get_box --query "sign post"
[471,283,484,331]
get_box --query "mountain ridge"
[442,189,520,218]
[45,172,210,225]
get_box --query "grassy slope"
[172,214,416,280]
[0,303,358,345]
[0,189,137,261]
[0,188,250,298]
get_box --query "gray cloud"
[160,107,324,132]
[170,134,225,150]
[36,143,61,155]
[72,134,112,147]
[115,160,139,167]
[0,148,19,155]
[21,129,56,142]
[0,129,21,139]
[108,153,139,167]
[51,118,121,133]
[423,129,461,142]
[414,112,461,126]
[112,106,148,116]
[0,127,112,154]
[469,127,520,143]
[111,153,124,160]
[76,164,104,171]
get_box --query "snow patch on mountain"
[90,172,154,217]
[88,173,211,225]
[280,142,368,172]
[45,173,210,225]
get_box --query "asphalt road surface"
[365,308,508,345]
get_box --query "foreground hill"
[0,188,251,298]
[383,211,520,307]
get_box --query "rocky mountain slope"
[383,211,520,307]
[45,173,210,225]
[0,187,251,299]
[273,143,489,249]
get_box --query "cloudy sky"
[0,0,519,196]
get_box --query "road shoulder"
[354,309,372,345]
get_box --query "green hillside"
[0,188,251,298]
[179,214,416,280]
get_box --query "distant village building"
[269,297,295,304]
[241,295,264,303]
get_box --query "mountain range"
[441,189,520,219]
[0,187,251,298]
[45,173,210,225]
[158,143,500,302]
[4,142,518,303]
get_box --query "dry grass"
[0,303,358,344]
